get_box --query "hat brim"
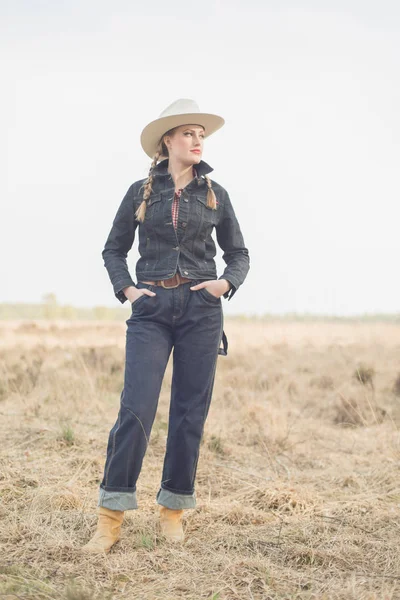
[140,113,225,159]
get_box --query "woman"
[82,99,250,553]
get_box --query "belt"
[140,272,193,289]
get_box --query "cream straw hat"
[140,98,225,159]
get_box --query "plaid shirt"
[172,166,198,230]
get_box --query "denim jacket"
[102,158,250,303]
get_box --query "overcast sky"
[1,0,399,316]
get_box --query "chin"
[189,153,202,163]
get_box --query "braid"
[204,174,217,210]
[135,151,161,222]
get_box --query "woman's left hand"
[190,279,231,299]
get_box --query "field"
[1,318,400,600]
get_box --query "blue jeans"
[98,279,224,511]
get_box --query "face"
[163,124,205,165]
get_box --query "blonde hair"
[204,174,217,210]
[134,150,161,222]
[135,129,217,222]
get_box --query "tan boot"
[81,506,124,554]
[159,506,185,542]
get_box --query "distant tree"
[42,292,59,319]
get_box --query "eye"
[184,132,205,138]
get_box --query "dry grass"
[1,319,400,599]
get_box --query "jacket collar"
[152,158,214,180]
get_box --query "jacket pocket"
[195,194,219,225]
[142,193,163,221]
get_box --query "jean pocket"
[131,283,154,309]
[198,286,221,303]
[131,294,147,309]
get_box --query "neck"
[167,159,195,190]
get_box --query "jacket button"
[181,222,187,228]
[173,246,179,250]
[184,271,189,275]
[183,198,189,203]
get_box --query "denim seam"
[190,313,223,485]
[191,358,219,485]
[105,406,121,487]
[121,400,150,449]
[100,483,137,492]
[161,483,195,495]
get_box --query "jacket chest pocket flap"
[141,193,163,220]
[195,194,219,225]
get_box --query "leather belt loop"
[218,330,228,356]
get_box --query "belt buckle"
[160,274,180,289]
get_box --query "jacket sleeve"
[215,188,250,300]
[102,184,139,304]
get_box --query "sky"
[1,0,400,316]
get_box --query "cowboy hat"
[140,98,225,159]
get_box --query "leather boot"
[81,506,124,554]
[159,506,185,542]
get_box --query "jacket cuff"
[218,276,238,301]
[114,280,136,304]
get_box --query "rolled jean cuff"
[98,487,138,511]
[156,487,196,509]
